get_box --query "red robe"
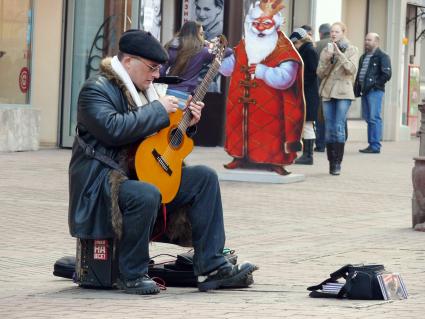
[225,31,305,165]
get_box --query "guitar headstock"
[207,35,228,61]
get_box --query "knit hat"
[289,27,308,43]
[119,30,169,63]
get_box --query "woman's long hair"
[165,21,204,76]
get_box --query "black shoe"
[359,147,380,154]
[198,262,258,292]
[117,275,160,295]
[295,139,314,165]
[294,154,313,165]
[329,163,341,175]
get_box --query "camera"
[336,40,348,53]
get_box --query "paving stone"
[0,140,422,318]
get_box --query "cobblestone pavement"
[0,140,423,318]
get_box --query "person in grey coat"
[68,30,257,295]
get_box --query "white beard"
[244,24,278,64]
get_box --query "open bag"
[307,264,386,300]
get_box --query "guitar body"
[134,35,227,204]
[134,109,194,204]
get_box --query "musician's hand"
[159,95,179,114]
[186,96,204,126]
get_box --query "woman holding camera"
[317,22,359,175]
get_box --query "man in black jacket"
[68,30,257,295]
[354,33,392,154]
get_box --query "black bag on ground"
[307,264,385,300]
[53,250,238,287]
[53,256,76,280]
[148,251,238,287]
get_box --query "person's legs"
[118,180,162,294]
[167,165,228,276]
[323,99,338,175]
[295,121,315,165]
[315,102,326,151]
[332,99,351,175]
[167,165,257,291]
[366,89,384,151]
[334,99,351,144]
[322,100,337,144]
[361,94,372,146]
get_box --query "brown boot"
[223,158,245,170]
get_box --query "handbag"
[307,264,385,300]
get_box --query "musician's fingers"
[190,103,202,115]
[188,105,201,121]
[195,101,205,109]
[189,101,204,111]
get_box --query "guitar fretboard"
[178,59,221,132]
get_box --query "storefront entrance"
[61,0,141,147]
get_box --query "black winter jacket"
[68,60,169,239]
[354,48,391,97]
[298,42,320,121]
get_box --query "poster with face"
[182,0,224,41]
[141,0,162,41]
[181,0,225,92]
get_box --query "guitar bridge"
[152,149,172,176]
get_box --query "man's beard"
[244,24,278,65]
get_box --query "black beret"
[119,30,169,63]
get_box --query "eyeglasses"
[131,56,162,72]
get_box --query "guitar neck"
[179,59,221,131]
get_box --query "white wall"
[314,0,342,40]
[32,0,63,146]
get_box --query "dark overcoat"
[298,42,319,121]
[68,58,170,240]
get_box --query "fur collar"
[99,57,138,110]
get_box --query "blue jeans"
[118,165,229,280]
[361,89,384,151]
[322,99,352,143]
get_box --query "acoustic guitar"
[134,36,228,203]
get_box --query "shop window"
[0,0,33,105]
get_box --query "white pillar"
[383,0,410,141]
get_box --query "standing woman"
[161,21,225,95]
[290,27,320,165]
[317,22,359,175]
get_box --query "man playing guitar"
[68,29,257,295]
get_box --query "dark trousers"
[118,165,229,280]
[315,119,326,149]
[315,102,326,150]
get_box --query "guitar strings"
[161,59,222,161]
[163,62,220,158]
[162,66,217,160]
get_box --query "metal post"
[412,99,425,231]
[418,100,425,156]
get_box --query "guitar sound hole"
[169,128,183,148]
